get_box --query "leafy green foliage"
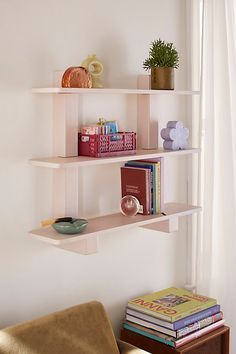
[143,39,179,70]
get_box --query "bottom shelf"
[29,203,201,255]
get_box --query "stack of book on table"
[123,287,224,348]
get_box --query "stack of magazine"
[123,287,224,348]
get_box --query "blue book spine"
[173,304,221,330]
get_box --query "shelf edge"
[29,204,202,246]
[29,148,201,169]
[32,87,201,95]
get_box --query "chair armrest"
[116,339,150,354]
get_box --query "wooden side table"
[120,325,230,354]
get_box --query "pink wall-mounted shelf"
[29,75,201,255]
[32,87,200,95]
[30,148,200,169]
[29,203,201,255]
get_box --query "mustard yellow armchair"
[0,301,149,354]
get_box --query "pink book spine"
[175,319,225,348]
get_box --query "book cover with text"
[125,158,164,213]
[125,162,156,213]
[128,287,217,322]
[120,166,151,215]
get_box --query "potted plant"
[143,39,179,90]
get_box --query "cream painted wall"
[0,0,190,334]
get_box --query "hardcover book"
[126,304,221,330]
[139,158,164,213]
[123,319,225,348]
[128,287,217,322]
[120,166,151,215]
[125,311,223,339]
[125,162,156,213]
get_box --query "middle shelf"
[30,203,201,246]
[30,148,200,169]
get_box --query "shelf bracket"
[140,217,179,233]
[57,236,98,255]
[53,71,80,157]
[53,169,80,218]
[137,75,158,149]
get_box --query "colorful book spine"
[123,322,175,347]
[157,160,161,213]
[125,314,175,337]
[123,319,225,348]
[136,158,164,213]
[126,312,223,338]
[125,162,156,213]
[120,166,151,215]
[175,319,225,347]
[125,158,164,214]
[176,311,223,338]
[126,304,221,330]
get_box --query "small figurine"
[61,66,92,88]
[81,54,103,88]
[120,195,140,216]
[161,121,189,150]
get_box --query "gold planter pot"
[151,67,174,90]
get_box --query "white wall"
[0,0,189,335]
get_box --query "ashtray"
[52,217,88,235]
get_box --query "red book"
[120,167,151,215]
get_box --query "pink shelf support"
[56,236,98,255]
[53,94,79,157]
[52,73,99,254]
[137,75,158,149]
[140,217,179,233]
[53,71,79,158]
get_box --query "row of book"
[123,287,225,348]
[120,158,164,215]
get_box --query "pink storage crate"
[78,132,136,158]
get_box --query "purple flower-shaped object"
[161,121,189,150]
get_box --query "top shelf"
[32,88,200,95]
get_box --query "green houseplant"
[143,39,179,90]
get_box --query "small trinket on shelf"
[97,117,106,126]
[41,217,88,235]
[81,125,100,135]
[61,66,92,88]
[105,120,118,134]
[120,195,140,216]
[81,54,103,88]
[161,121,189,150]
[96,118,119,134]
[41,218,55,227]
[52,217,88,235]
